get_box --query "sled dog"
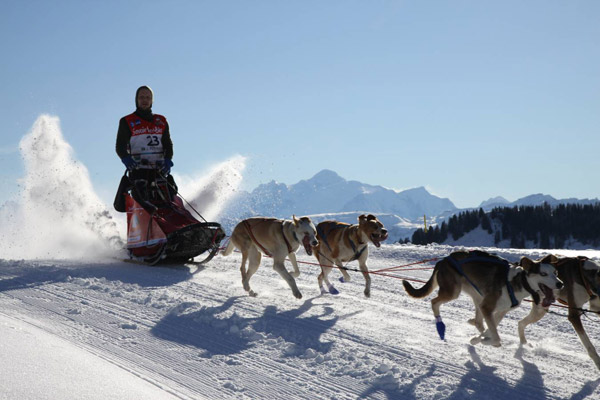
[222,216,318,299]
[518,255,600,369]
[402,250,563,347]
[313,214,388,297]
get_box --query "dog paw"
[470,336,483,345]
[481,330,492,339]
[293,291,303,299]
[364,289,371,298]
[477,336,501,347]
[328,285,339,295]
[248,290,257,297]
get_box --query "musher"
[114,85,176,211]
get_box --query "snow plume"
[175,155,246,222]
[0,115,122,260]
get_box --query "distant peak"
[479,196,510,208]
[486,196,509,203]
[312,169,341,179]
[519,193,554,200]
[403,186,429,194]
[308,169,345,185]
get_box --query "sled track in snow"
[0,264,393,399]
[1,279,568,400]
[0,255,597,399]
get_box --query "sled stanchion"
[157,170,208,223]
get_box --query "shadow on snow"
[0,259,196,293]
[150,295,360,358]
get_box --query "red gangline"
[369,257,438,273]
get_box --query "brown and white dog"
[402,250,563,347]
[313,214,388,297]
[518,255,600,370]
[222,216,318,299]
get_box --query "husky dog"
[222,216,318,299]
[313,214,388,297]
[518,255,600,369]
[402,250,563,347]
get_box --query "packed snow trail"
[1,245,600,399]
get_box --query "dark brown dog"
[403,251,563,347]
[518,255,600,369]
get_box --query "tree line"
[410,203,600,249]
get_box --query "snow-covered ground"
[2,115,600,398]
[1,244,600,399]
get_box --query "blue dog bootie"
[435,316,446,340]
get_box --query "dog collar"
[281,224,294,254]
[521,271,540,305]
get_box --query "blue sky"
[1,0,599,209]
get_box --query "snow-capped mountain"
[220,169,457,240]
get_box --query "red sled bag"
[123,173,224,265]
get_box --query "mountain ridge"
[223,169,457,222]
[220,169,599,242]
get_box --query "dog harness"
[554,257,598,307]
[578,257,600,299]
[317,222,367,261]
[242,219,295,256]
[445,251,519,308]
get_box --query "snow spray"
[174,155,246,222]
[0,115,122,260]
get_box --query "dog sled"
[114,170,225,265]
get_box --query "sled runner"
[116,171,225,265]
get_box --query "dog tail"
[222,238,235,256]
[402,263,439,298]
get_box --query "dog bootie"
[435,316,446,340]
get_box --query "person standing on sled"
[114,85,177,211]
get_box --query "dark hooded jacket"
[115,86,173,160]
